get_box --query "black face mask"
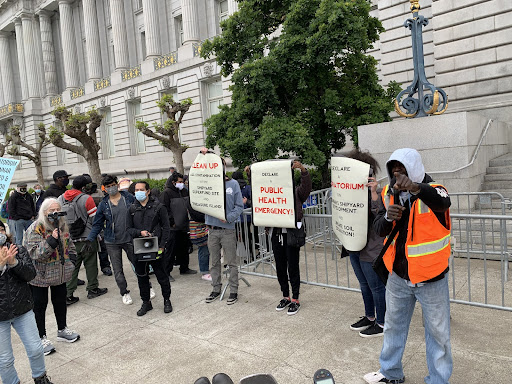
[61,178,70,187]
[19,188,27,194]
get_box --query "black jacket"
[126,196,170,248]
[42,184,67,200]
[8,191,35,220]
[373,173,451,281]
[0,245,36,321]
[162,184,190,231]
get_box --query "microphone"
[390,177,401,206]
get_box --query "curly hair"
[344,149,381,175]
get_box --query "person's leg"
[271,232,290,298]
[81,240,100,291]
[22,219,33,232]
[416,276,452,384]
[66,245,85,298]
[177,231,191,273]
[164,231,177,275]
[152,259,171,300]
[208,230,222,293]
[12,311,46,380]
[30,285,49,338]
[286,242,301,300]
[134,261,150,302]
[106,243,129,295]
[198,243,210,274]
[50,284,68,331]
[7,219,16,244]
[0,318,19,384]
[221,229,238,294]
[360,260,386,325]
[378,273,416,381]
[14,220,24,246]
[98,237,111,271]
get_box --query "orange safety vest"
[381,184,451,284]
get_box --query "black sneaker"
[359,323,384,338]
[66,296,79,306]
[350,316,375,331]
[363,371,405,383]
[276,298,292,311]
[87,287,108,299]
[226,293,238,305]
[102,267,113,276]
[164,299,173,313]
[77,279,85,286]
[168,274,175,282]
[137,301,153,316]
[205,291,221,303]
[287,301,300,315]
[180,268,198,275]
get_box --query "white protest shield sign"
[0,157,20,205]
[189,152,226,221]
[251,160,296,229]
[331,157,369,251]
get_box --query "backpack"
[0,201,8,219]
[59,194,88,239]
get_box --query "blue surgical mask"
[135,191,147,202]
[35,189,41,194]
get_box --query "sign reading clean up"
[251,160,296,228]
[189,152,226,221]
[331,157,369,251]
[0,157,20,205]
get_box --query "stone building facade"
[0,0,511,185]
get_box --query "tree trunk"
[172,148,185,174]
[86,154,103,186]
[35,163,45,188]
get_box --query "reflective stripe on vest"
[418,199,430,214]
[407,233,451,258]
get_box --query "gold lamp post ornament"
[410,0,420,14]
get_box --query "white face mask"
[175,183,185,190]
[0,233,6,246]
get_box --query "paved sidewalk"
[10,254,512,384]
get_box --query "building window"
[175,16,184,46]
[219,0,229,23]
[141,31,147,60]
[133,101,146,154]
[207,80,223,117]
[104,109,115,158]
[108,30,115,73]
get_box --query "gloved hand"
[81,240,94,254]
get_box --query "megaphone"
[133,236,159,262]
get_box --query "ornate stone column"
[142,0,161,58]
[14,19,28,100]
[21,14,40,98]
[182,0,200,44]
[38,11,58,95]
[0,32,16,103]
[109,0,130,69]
[58,0,80,89]
[83,0,102,80]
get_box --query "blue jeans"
[379,273,452,384]
[349,252,386,325]
[14,219,33,246]
[0,310,46,384]
[197,244,210,274]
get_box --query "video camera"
[47,211,67,221]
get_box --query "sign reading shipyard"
[0,157,20,205]
[189,152,226,221]
[251,159,297,229]
[331,157,369,251]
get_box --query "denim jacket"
[87,191,135,243]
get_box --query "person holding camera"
[127,181,172,316]
[24,198,80,357]
[58,176,108,305]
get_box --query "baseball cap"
[53,170,72,180]
[18,183,28,188]
[72,175,89,190]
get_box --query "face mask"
[0,233,7,246]
[106,186,119,196]
[35,189,41,194]
[19,188,27,194]
[175,183,184,190]
[62,178,69,187]
[135,191,147,202]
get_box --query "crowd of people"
[0,148,453,384]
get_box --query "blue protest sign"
[0,157,20,205]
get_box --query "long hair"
[37,198,69,232]
[344,149,381,175]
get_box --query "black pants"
[271,232,301,300]
[31,283,67,338]
[98,237,111,270]
[164,230,190,274]
[134,258,171,302]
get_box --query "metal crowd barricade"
[236,207,512,312]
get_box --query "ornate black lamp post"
[394,0,448,118]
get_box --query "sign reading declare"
[251,160,296,228]
[331,157,369,252]
[0,157,20,206]
[189,152,226,221]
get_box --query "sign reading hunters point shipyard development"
[331,157,369,252]
[188,152,226,221]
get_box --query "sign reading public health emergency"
[189,152,226,221]
[251,160,297,229]
[0,157,20,206]
[331,157,369,252]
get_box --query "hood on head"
[386,148,425,184]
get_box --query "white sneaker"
[41,336,56,356]
[201,273,212,281]
[150,287,156,299]
[122,292,133,305]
